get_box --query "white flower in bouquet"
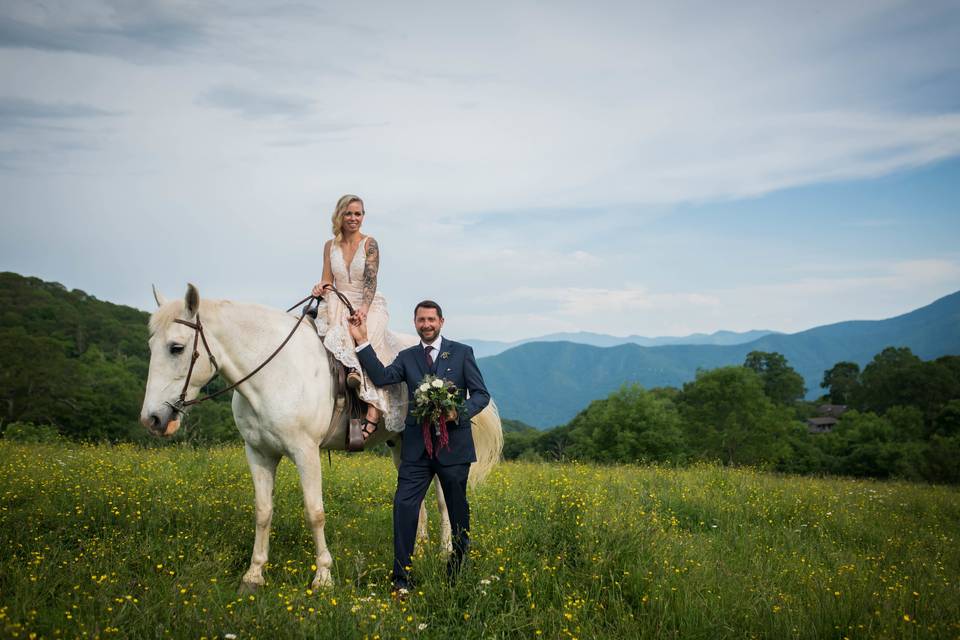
[410,374,466,457]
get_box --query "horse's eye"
[169,344,185,356]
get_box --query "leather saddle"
[305,307,374,452]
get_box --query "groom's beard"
[417,327,438,342]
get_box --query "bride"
[312,195,408,442]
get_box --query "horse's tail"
[469,400,503,489]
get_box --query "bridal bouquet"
[411,375,465,458]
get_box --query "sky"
[1,0,959,342]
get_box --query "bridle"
[165,287,356,414]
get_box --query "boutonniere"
[440,351,450,359]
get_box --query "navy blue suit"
[357,337,490,585]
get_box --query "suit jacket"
[357,337,490,465]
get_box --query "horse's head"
[140,283,218,437]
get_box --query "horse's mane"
[148,298,303,337]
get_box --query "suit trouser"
[393,457,470,583]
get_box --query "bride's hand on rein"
[311,282,330,297]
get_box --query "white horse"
[139,284,502,591]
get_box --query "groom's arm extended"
[350,317,405,387]
[356,344,405,387]
[462,346,490,421]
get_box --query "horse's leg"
[434,477,453,555]
[390,441,430,547]
[241,445,280,592]
[417,500,431,549]
[291,447,334,589]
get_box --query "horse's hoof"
[239,580,262,595]
[311,573,334,590]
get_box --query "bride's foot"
[361,418,378,442]
[346,369,362,390]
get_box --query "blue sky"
[1,0,959,341]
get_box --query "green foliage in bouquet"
[410,374,466,426]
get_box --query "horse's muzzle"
[141,406,181,437]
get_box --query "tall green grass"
[1,441,957,639]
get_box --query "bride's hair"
[332,194,365,242]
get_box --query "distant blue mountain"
[478,290,960,428]
[467,329,777,358]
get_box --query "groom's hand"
[349,316,368,344]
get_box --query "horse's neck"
[202,300,319,400]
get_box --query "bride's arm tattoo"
[361,237,380,309]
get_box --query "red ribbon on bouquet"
[422,412,451,459]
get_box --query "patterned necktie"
[424,345,434,369]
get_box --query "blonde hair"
[331,194,364,242]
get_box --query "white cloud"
[1,0,959,342]
[446,258,960,339]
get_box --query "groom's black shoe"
[390,573,414,591]
[390,577,412,600]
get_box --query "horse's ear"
[152,284,167,308]
[184,283,200,317]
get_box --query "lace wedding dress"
[314,238,413,433]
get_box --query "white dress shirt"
[420,335,443,361]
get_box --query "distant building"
[816,404,848,417]
[807,405,848,433]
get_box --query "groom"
[349,300,490,592]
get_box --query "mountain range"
[466,329,778,358]
[477,290,960,428]
[5,270,957,433]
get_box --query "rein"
[167,286,355,413]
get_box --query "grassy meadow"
[1,441,958,639]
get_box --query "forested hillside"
[480,290,960,427]
[0,272,234,442]
[502,348,960,483]
[0,272,150,440]
[3,271,958,483]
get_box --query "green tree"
[0,327,78,429]
[777,422,830,475]
[679,367,794,466]
[924,435,960,483]
[566,384,685,463]
[932,399,960,438]
[534,423,575,461]
[820,361,860,405]
[743,351,806,405]
[855,347,923,413]
[501,419,541,460]
[885,405,925,442]
[817,410,924,480]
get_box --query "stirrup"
[347,418,364,452]
[346,418,377,453]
